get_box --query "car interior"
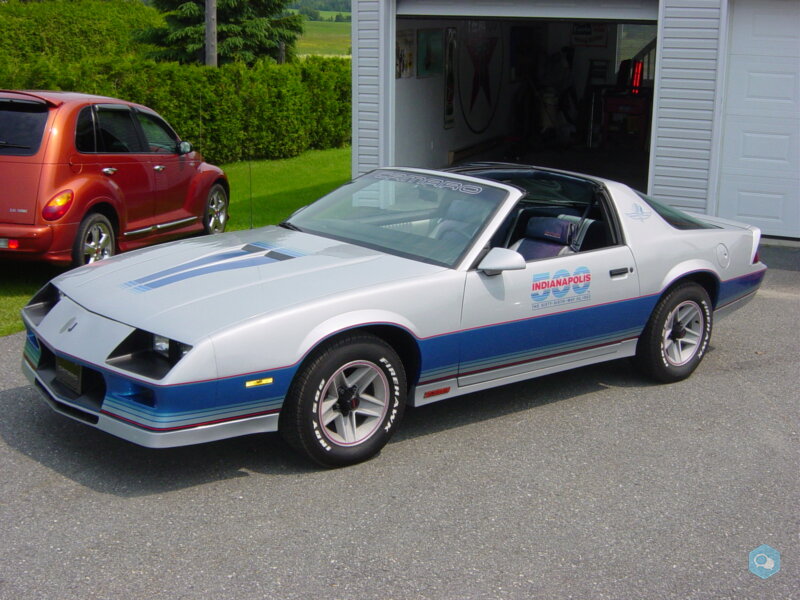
[450,165,620,260]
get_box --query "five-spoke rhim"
[280,335,406,467]
[22,165,766,467]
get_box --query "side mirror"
[477,247,526,276]
[177,141,193,155]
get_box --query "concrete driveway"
[0,246,797,599]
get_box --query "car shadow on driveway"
[0,357,659,497]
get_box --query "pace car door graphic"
[458,246,644,386]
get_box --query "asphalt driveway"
[0,246,797,599]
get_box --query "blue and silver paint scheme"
[21,167,766,447]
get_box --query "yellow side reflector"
[245,377,274,388]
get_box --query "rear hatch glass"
[0,98,49,156]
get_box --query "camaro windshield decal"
[123,242,304,292]
[531,267,592,309]
[372,170,484,195]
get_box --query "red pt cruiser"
[0,90,229,266]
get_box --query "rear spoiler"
[0,90,63,107]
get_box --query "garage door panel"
[725,55,800,118]
[722,115,799,176]
[719,176,800,236]
[730,0,800,57]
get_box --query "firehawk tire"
[203,183,228,234]
[280,334,406,468]
[73,212,115,266]
[635,282,712,383]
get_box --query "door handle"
[101,167,117,176]
[153,165,166,172]
[610,267,632,277]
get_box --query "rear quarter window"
[636,192,718,230]
[0,100,49,156]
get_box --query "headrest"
[525,217,573,245]
[443,197,486,222]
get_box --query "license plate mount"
[55,356,83,395]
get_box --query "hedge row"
[0,55,351,165]
[0,0,162,63]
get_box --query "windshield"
[286,169,508,267]
[0,99,49,156]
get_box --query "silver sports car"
[21,165,767,466]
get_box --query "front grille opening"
[35,381,100,425]
[35,345,106,413]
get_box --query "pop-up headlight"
[107,329,192,380]
[22,283,62,326]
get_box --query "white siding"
[649,0,725,211]
[353,0,394,177]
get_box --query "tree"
[140,0,303,65]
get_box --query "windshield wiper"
[0,140,31,149]
[279,221,303,232]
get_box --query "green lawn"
[297,20,351,56]
[0,147,351,336]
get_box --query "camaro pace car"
[21,165,766,467]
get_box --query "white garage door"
[718,0,800,238]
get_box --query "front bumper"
[21,292,284,448]
[22,353,280,448]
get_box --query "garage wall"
[353,0,393,177]
[648,0,725,213]
[394,19,516,168]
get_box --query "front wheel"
[203,183,228,234]
[279,334,406,468]
[72,213,115,266]
[635,282,712,383]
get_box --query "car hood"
[52,227,446,342]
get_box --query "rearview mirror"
[477,247,526,276]
[177,141,193,155]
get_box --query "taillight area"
[42,190,74,221]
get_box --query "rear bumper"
[0,222,75,263]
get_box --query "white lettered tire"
[635,282,713,383]
[280,334,406,467]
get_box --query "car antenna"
[249,156,254,230]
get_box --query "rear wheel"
[72,213,115,266]
[635,282,712,383]
[280,334,406,467]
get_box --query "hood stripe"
[124,242,305,293]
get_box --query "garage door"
[717,0,800,237]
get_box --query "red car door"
[76,105,156,233]
[134,110,198,226]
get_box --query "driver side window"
[136,112,179,153]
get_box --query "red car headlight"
[42,190,74,221]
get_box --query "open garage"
[352,0,799,238]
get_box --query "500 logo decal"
[531,267,592,308]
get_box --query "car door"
[76,104,156,232]
[458,229,642,388]
[134,110,197,224]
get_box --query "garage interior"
[394,17,658,192]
